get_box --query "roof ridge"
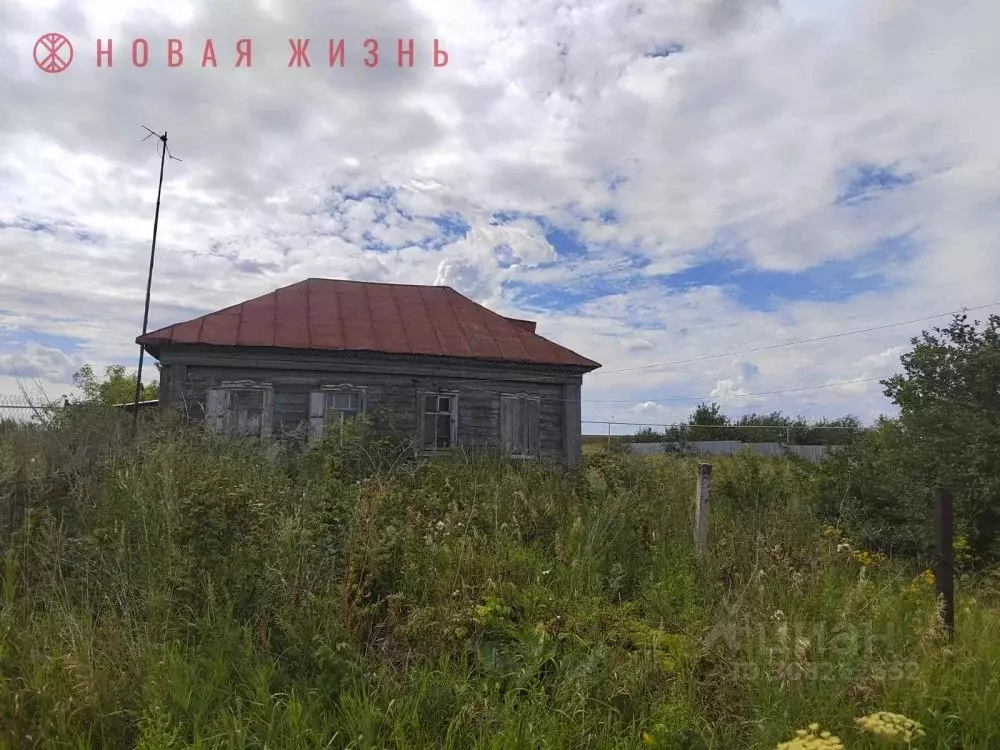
[304,277,455,291]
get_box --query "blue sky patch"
[494,244,518,269]
[647,42,684,57]
[491,211,591,260]
[836,163,915,205]
[360,231,393,252]
[0,326,81,353]
[431,213,471,239]
[507,277,631,308]
[657,233,916,312]
[73,230,101,244]
[0,218,104,245]
[0,217,55,233]
[337,185,396,204]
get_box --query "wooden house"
[136,278,600,463]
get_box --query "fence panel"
[625,440,841,462]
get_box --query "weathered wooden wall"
[156,348,587,461]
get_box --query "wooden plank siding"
[155,348,585,461]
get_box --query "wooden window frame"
[205,380,273,438]
[418,390,459,451]
[308,384,366,444]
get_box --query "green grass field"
[1,411,998,748]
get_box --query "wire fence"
[582,419,870,445]
[0,394,69,424]
[1,394,871,438]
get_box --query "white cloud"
[0,341,80,383]
[3,0,999,431]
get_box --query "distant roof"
[137,278,600,370]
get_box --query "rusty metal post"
[695,463,711,556]
[131,131,169,439]
[933,485,955,639]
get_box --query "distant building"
[137,278,600,463]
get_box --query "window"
[308,386,365,442]
[205,382,273,437]
[420,392,457,449]
[500,394,540,456]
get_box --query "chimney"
[507,317,537,333]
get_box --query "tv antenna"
[131,125,182,437]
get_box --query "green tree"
[880,313,1000,559]
[731,410,793,443]
[632,426,667,443]
[729,411,863,444]
[682,401,730,441]
[72,363,159,406]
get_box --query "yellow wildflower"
[954,535,973,566]
[855,711,925,743]
[642,724,668,747]
[822,525,840,539]
[775,723,843,749]
[852,548,886,567]
[907,569,935,593]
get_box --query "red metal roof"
[137,279,600,369]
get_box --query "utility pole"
[131,125,181,438]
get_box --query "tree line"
[632,403,864,445]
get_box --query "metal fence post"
[933,485,955,639]
[695,463,711,556]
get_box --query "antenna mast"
[131,125,182,437]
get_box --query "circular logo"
[34,33,74,73]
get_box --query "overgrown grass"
[0,409,998,748]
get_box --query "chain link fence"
[0,394,68,425]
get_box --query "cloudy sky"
[2,0,998,431]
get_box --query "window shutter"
[205,388,229,433]
[260,388,273,438]
[519,398,530,453]
[500,395,517,452]
[526,397,540,454]
[500,395,539,456]
[308,391,325,444]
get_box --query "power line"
[592,300,1000,376]
[457,374,887,405]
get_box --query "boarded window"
[421,393,456,449]
[500,394,540,456]
[308,387,365,443]
[205,384,272,438]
